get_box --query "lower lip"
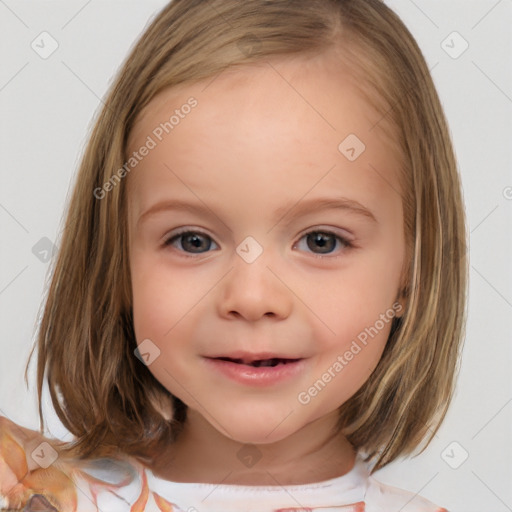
[203,358,306,387]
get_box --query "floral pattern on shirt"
[0,416,177,511]
[0,416,447,512]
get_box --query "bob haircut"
[30,0,467,472]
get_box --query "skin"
[127,48,406,485]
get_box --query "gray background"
[0,1,511,510]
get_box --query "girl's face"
[127,50,406,445]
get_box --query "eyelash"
[162,228,354,259]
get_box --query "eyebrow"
[137,196,377,229]
[273,197,377,226]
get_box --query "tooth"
[258,359,279,367]
[246,358,293,367]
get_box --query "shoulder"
[0,416,180,511]
[72,458,187,511]
[364,474,448,512]
[0,415,78,510]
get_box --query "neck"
[149,408,356,486]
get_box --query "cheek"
[131,266,157,342]
[304,314,393,412]
[130,260,192,395]
[305,266,400,341]
[300,251,402,393]
[130,257,178,342]
[130,253,199,341]
[129,257,210,397]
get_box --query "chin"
[226,429,289,446]
[214,411,299,446]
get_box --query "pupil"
[183,233,210,252]
[307,232,335,253]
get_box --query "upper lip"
[206,352,303,364]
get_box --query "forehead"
[126,50,403,216]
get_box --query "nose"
[217,253,293,322]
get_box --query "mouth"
[204,354,307,387]
[212,356,302,368]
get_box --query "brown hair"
[29,0,467,472]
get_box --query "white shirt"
[72,453,447,512]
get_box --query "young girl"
[0,0,467,510]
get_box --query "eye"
[294,230,352,256]
[164,230,219,254]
